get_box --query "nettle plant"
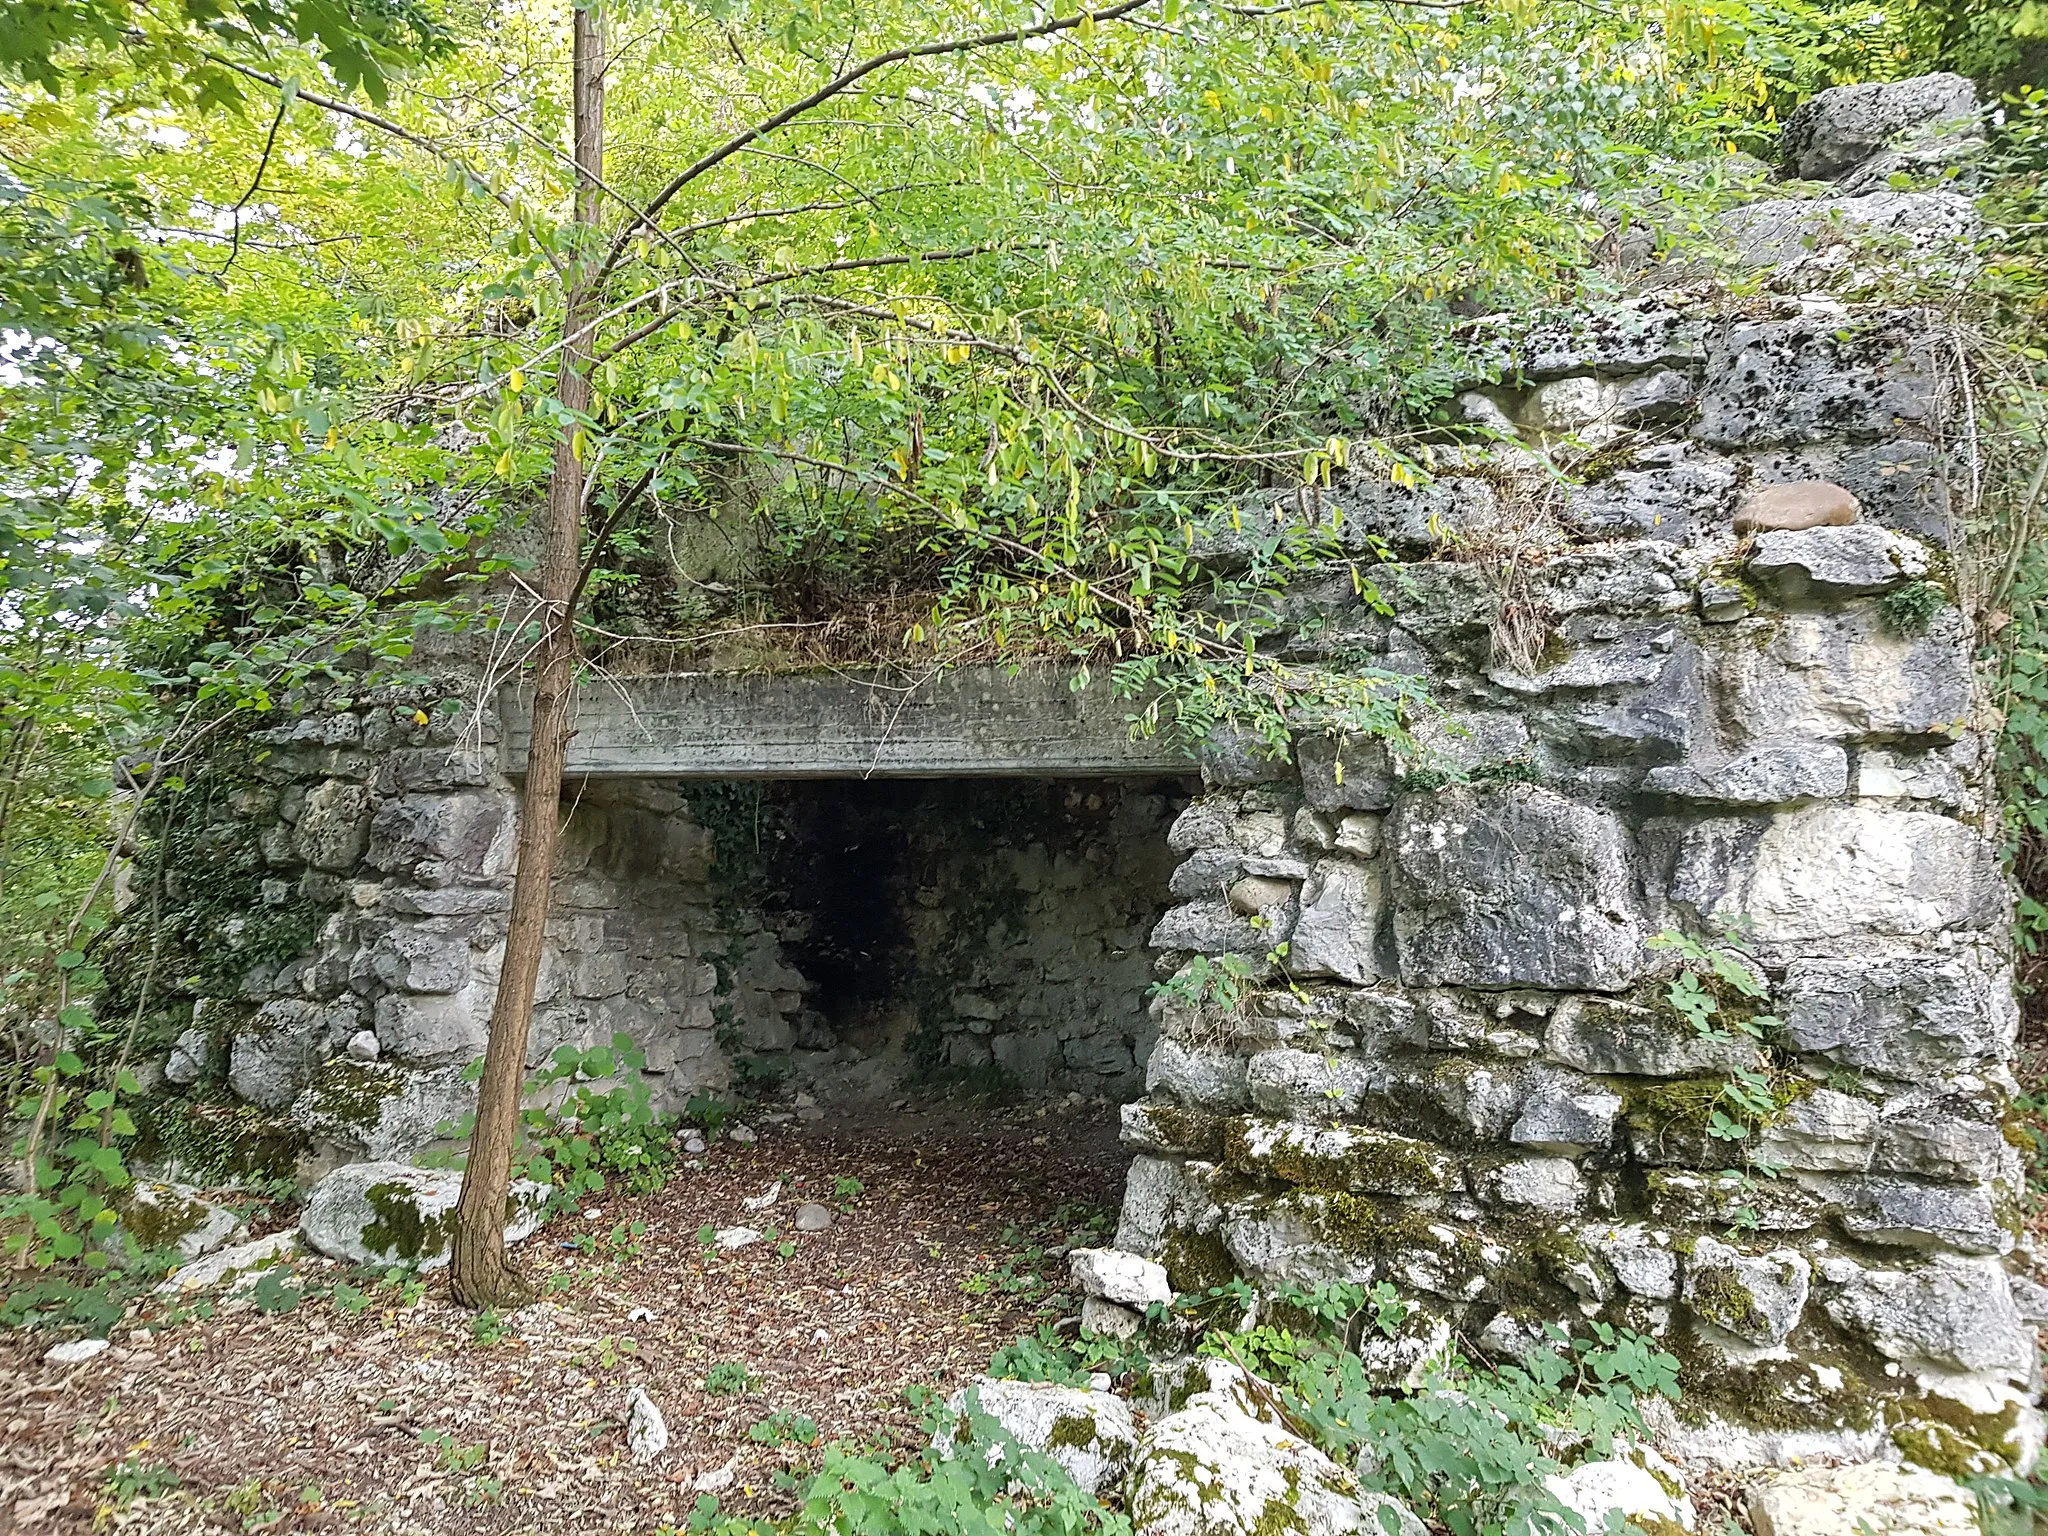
[507,1034,677,1211]
[1647,925,1784,1148]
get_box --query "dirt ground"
[0,1100,1128,1536]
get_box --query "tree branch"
[595,0,1160,286]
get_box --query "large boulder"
[299,1161,550,1271]
[1778,72,1980,182]
[1128,1390,1426,1536]
[935,1378,1137,1497]
[1388,785,1646,991]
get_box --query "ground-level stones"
[937,1378,1138,1498]
[1746,1461,1977,1536]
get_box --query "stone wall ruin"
[137,72,2043,1470]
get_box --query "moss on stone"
[1047,1413,1102,1452]
[1892,1391,2026,1475]
[362,1180,454,1263]
[115,1185,212,1251]
[1224,1118,1451,1196]
[1686,1265,1767,1339]
[1161,1228,1238,1297]
[301,1058,405,1133]
[1146,1105,1227,1159]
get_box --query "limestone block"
[1129,1396,1427,1536]
[1872,1115,2017,1185]
[299,1160,548,1271]
[1168,847,1243,900]
[571,950,630,1000]
[292,1060,477,1161]
[1749,524,1929,597]
[1423,1059,1528,1141]
[116,1180,243,1260]
[1226,1118,1459,1197]
[1747,1462,1977,1536]
[935,1379,1136,1498]
[1150,897,1278,956]
[1517,304,1709,379]
[1521,375,1611,432]
[1332,814,1381,859]
[1717,190,1980,275]
[1287,860,1383,984]
[1488,619,1675,697]
[1509,1069,1623,1155]
[1779,71,1980,181]
[1115,1155,1222,1261]
[1145,1039,1250,1110]
[1737,440,1954,544]
[1822,1254,2033,1379]
[1756,1088,1879,1173]
[1121,1101,1226,1158]
[1475,1156,1586,1214]
[1780,946,2017,1077]
[369,925,471,995]
[1672,806,2004,945]
[1389,786,1647,992]
[1644,741,1849,805]
[1683,1237,1811,1348]
[1707,606,1971,745]
[1226,875,1294,916]
[1245,1048,1378,1122]
[1566,453,1736,544]
[1544,996,1759,1078]
[165,1026,212,1086]
[1069,1247,1172,1309]
[1587,1224,1679,1299]
[365,791,510,877]
[374,989,486,1066]
[1829,1174,2011,1255]
[1296,734,1397,812]
[1695,312,1943,449]
[293,779,374,872]
[228,999,348,1111]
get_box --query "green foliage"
[750,1410,823,1448]
[1149,952,1259,1015]
[1648,927,1785,1148]
[516,1034,677,1210]
[705,1360,754,1396]
[2,1052,139,1269]
[987,1323,1147,1386]
[103,1457,181,1509]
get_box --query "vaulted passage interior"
[547,774,1197,1110]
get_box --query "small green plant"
[832,1175,863,1208]
[748,1410,821,1447]
[685,1091,736,1137]
[1881,579,1947,636]
[705,1360,753,1396]
[419,1428,488,1474]
[330,1282,372,1315]
[471,1308,509,1346]
[249,1271,301,1314]
[104,1457,181,1509]
[513,1035,677,1212]
[1149,951,1258,1016]
[1648,925,1787,1146]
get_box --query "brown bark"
[450,0,605,1309]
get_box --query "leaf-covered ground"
[0,1100,1126,1535]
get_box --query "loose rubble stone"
[1833,1176,2011,1255]
[793,1203,834,1233]
[936,1378,1138,1497]
[1128,1393,1427,1536]
[155,1230,300,1295]
[1746,1462,1977,1536]
[45,1338,111,1365]
[626,1388,670,1463]
[1080,1296,1145,1340]
[299,1160,549,1271]
[1389,786,1647,992]
[1683,1238,1811,1348]
[714,1226,761,1250]
[1069,1247,1172,1309]
[1544,1458,1694,1534]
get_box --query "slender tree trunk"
[450,0,605,1309]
